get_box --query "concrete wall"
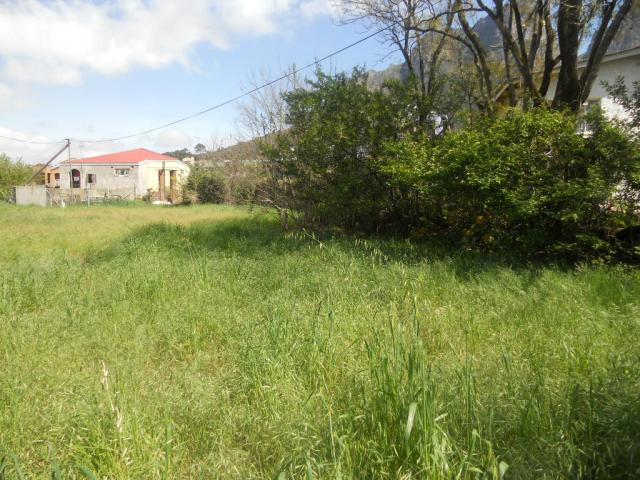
[58,164,143,194]
[14,186,50,207]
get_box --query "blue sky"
[0,0,400,163]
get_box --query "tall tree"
[574,0,634,107]
[340,0,634,113]
[339,1,460,111]
[473,0,634,111]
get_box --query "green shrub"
[262,69,425,233]
[184,166,225,204]
[382,108,640,260]
[0,154,33,201]
[603,76,640,134]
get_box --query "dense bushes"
[183,165,225,204]
[261,68,640,261]
[262,69,424,233]
[0,154,33,201]
[184,163,263,205]
[382,108,640,260]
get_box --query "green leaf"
[405,402,418,440]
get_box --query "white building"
[544,45,640,120]
[493,45,640,121]
[58,148,190,202]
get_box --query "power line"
[0,134,65,145]
[73,24,391,144]
[1,23,390,146]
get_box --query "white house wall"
[544,53,640,121]
[139,160,190,192]
[58,164,142,191]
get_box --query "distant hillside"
[365,14,504,88]
[366,63,409,90]
[196,137,264,166]
[610,3,640,51]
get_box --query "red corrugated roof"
[63,148,178,165]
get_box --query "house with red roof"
[58,148,190,202]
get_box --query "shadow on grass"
[88,214,306,264]
[85,212,555,285]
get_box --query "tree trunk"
[579,0,633,104]
[553,0,582,112]
[457,7,494,111]
[496,1,517,106]
[538,2,555,98]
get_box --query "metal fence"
[50,188,137,206]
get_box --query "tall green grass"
[0,204,639,478]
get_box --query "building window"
[115,168,130,176]
[71,169,81,188]
[580,99,602,115]
[87,173,97,184]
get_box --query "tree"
[470,0,633,111]
[340,0,634,112]
[552,0,633,111]
[339,0,467,116]
[603,76,640,133]
[183,165,225,204]
[163,148,192,159]
[262,68,425,232]
[237,67,303,229]
[194,143,207,154]
[0,154,32,201]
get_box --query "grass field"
[1,203,639,479]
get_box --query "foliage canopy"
[0,154,33,202]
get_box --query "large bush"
[184,165,225,204]
[383,108,640,260]
[262,69,426,233]
[0,154,33,201]
[260,68,639,261]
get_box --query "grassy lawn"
[1,203,639,479]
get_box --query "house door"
[71,169,81,188]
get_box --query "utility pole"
[25,138,71,185]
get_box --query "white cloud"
[299,0,341,19]
[0,84,16,111]
[150,128,195,152]
[0,0,334,85]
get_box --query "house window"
[582,99,601,114]
[115,168,130,176]
[87,173,97,185]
